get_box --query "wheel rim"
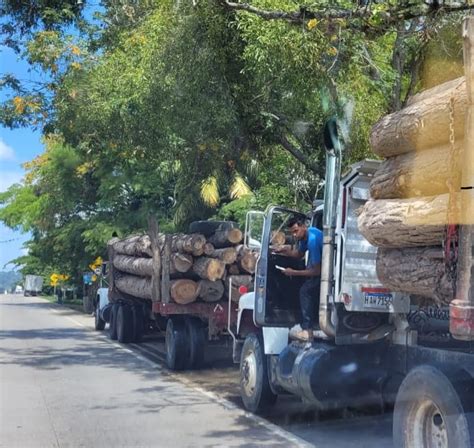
[242,350,258,397]
[410,400,448,448]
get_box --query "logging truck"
[229,18,474,445]
[94,220,260,370]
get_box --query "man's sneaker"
[289,324,302,340]
[292,329,313,342]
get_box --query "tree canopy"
[0,0,468,284]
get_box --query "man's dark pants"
[299,277,321,330]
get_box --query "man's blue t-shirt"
[298,227,323,268]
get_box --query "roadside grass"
[42,294,86,313]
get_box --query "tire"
[240,333,277,413]
[185,317,206,369]
[393,365,474,448]
[108,303,119,340]
[165,318,188,371]
[132,305,145,343]
[189,220,237,237]
[116,304,134,343]
[94,300,106,331]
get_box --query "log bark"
[113,255,153,277]
[227,264,241,275]
[169,233,206,254]
[115,275,152,300]
[198,280,224,302]
[357,194,458,248]
[191,257,226,281]
[376,247,453,305]
[370,144,462,199]
[170,279,199,305]
[208,228,243,248]
[209,247,238,264]
[148,217,161,302]
[370,76,466,157]
[236,245,258,274]
[226,275,254,303]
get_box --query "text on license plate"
[363,293,393,309]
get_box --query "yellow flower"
[13,96,26,114]
[307,19,318,31]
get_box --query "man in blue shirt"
[276,216,323,341]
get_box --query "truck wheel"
[188,220,237,237]
[132,305,145,343]
[240,333,277,413]
[94,300,106,331]
[185,317,206,369]
[166,318,188,371]
[109,303,119,340]
[393,365,474,448]
[116,304,134,343]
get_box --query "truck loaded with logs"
[228,19,474,448]
[93,218,268,370]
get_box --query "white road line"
[65,316,86,327]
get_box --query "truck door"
[254,206,307,327]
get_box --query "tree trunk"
[370,76,466,157]
[113,255,153,277]
[226,275,254,303]
[191,257,225,281]
[208,228,243,248]
[357,194,455,248]
[236,245,258,274]
[227,264,241,275]
[369,144,462,199]
[115,275,152,300]
[170,279,199,305]
[376,247,453,305]
[198,280,224,302]
[209,247,237,264]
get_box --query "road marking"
[65,316,86,327]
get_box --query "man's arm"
[282,264,321,277]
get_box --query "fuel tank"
[273,342,388,409]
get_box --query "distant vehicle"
[15,285,23,294]
[24,275,43,296]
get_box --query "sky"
[0,47,45,270]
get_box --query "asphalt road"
[0,294,393,447]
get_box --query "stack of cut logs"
[357,77,466,305]
[107,224,270,305]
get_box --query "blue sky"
[1,47,45,269]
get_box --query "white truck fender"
[237,291,254,334]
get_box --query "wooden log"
[170,279,199,305]
[208,228,243,248]
[225,275,254,303]
[376,247,453,305]
[148,216,161,302]
[161,235,171,303]
[113,255,153,277]
[170,253,193,274]
[198,280,224,302]
[236,245,258,274]
[370,76,466,157]
[227,264,241,275]
[203,243,215,256]
[111,235,152,257]
[115,274,152,300]
[270,231,286,246]
[369,144,462,199]
[357,194,458,248]
[191,257,226,281]
[209,247,237,265]
[169,233,206,254]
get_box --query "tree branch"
[279,134,320,174]
[218,1,474,30]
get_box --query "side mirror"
[323,117,338,151]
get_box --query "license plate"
[363,292,393,310]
